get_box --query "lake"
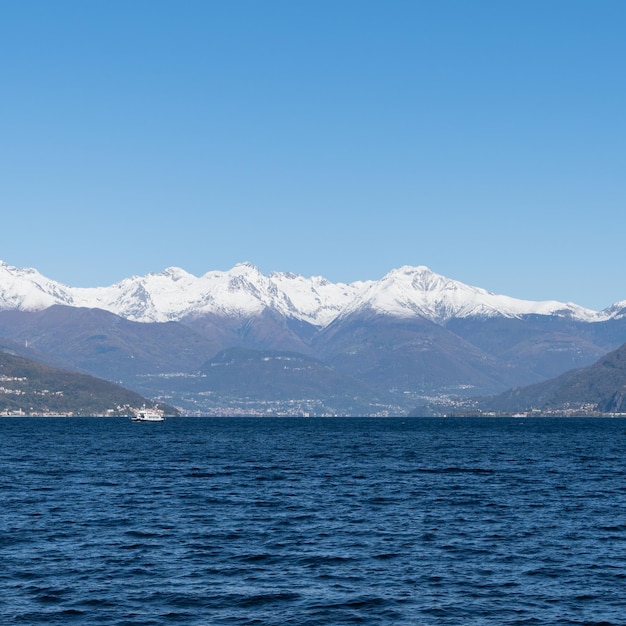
[1,416,625,625]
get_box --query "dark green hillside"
[0,351,177,416]
[485,342,626,413]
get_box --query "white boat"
[131,406,165,422]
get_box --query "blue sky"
[1,1,625,309]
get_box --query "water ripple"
[1,416,626,625]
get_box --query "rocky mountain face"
[1,260,626,414]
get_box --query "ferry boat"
[131,406,165,422]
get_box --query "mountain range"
[1,260,626,415]
[3,260,623,325]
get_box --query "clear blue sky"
[1,0,625,309]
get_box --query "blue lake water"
[1,416,626,625]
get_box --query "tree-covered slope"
[0,351,177,416]
[485,342,626,413]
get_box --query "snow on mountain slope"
[600,301,626,320]
[75,263,296,322]
[269,272,371,326]
[74,263,371,325]
[0,261,76,311]
[338,266,604,323]
[74,267,197,322]
[0,260,615,326]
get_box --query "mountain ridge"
[3,260,626,414]
[0,260,616,327]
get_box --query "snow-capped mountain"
[70,262,370,326]
[0,259,617,326]
[0,261,76,311]
[3,259,626,411]
[75,263,288,323]
[338,265,604,323]
[597,300,626,321]
[268,271,371,326]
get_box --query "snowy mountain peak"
[0,260,76,311]
[386,264,433,277]
[159,267,194,281]
[231,261,262,275]
[382,265,456,294]
[344,265,603,323]
[600,300,626,320]
[0,260,36,276]
[0,260,616,326]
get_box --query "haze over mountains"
[2,260,626,415]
